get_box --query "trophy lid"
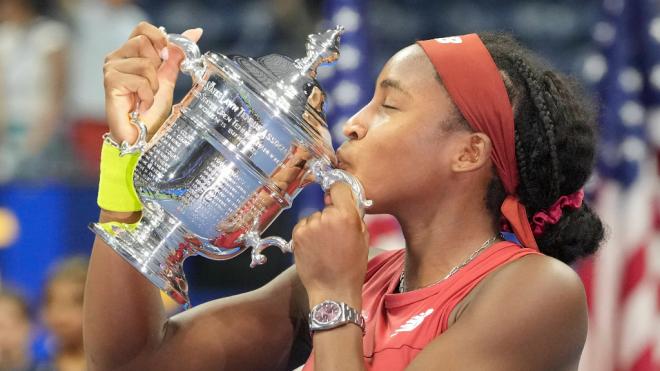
[205,27,344,159]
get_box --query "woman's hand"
[103,22,203,143]
[292,182,370,308]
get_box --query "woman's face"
[337,45,463,214]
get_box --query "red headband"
[417,34,539,251]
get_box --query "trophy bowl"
[90,26,371,307]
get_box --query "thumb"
[327,182,359,215]
[157,28,204,88]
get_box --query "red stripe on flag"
[657,282,660,315]
[628,344,654,371]
[367,216,399,237]
[653,197,660,231]
[619,246,647,303]
[577,256,595,313]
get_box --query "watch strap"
[308,300,365,335]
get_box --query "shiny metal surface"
[100,112,148,156]
[90,26,371,307]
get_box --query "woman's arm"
[84,211,168,369]
[85,226,308,370]
[83,22,307,371]
[292,183,370,371]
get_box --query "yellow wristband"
[97,140,143,212]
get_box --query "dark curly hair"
[441,33,605,264]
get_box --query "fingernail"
[160,47,169,61]
[196,28,203,36]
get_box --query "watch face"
[313,301,341,324]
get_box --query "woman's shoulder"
[484,252,586,301]
[464,252,588,366]
[475,252,587,319]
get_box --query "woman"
[84,22,604,370]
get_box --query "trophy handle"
[159,27,206,82]
[307,158,373,215]
[247,158,372,268]
[244,230,292,268]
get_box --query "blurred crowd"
[0,0,149,183]
[0,257,86,371]
[0,0,323,184]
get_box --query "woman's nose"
[342,107,368,140]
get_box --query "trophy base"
[90,203,195,308]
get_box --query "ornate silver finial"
[294,26,344,78]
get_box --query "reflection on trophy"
[90,26,372,307]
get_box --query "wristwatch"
[308,300,365,334]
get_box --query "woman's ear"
[451,132,492,173]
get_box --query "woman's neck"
[394,183,500,291]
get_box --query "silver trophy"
[90,27,371,307]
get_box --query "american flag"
[578,0,660,370]
[300,0,405,250]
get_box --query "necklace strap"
[398,234,500,293]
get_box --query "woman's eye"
[382,104,398,110]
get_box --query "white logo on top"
[390,308,435,337]
[434,36,463,44]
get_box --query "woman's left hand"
[292,182,370,308]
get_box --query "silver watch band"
[308,300,366,335]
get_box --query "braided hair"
[453,33,604,264]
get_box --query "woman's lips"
[336,150,349,170]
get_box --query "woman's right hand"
[103,22,203,144]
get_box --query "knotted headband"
[417,34,539,251]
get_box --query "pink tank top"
[302,241,540,370]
